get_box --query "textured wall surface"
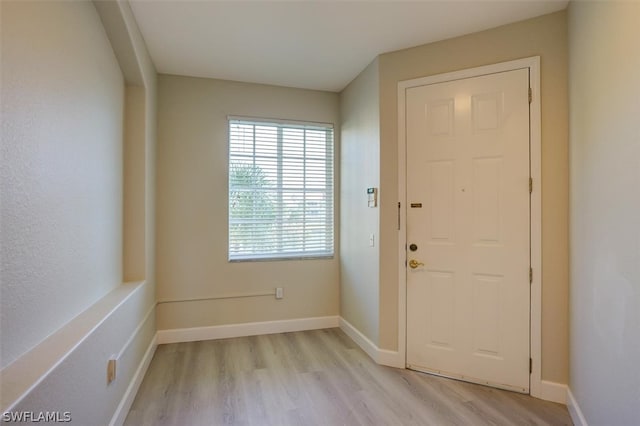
[1,0,124,368]
[568,2,640,424]
[340,58,381,345]
[1,1,158,423]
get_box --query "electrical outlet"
[107,358,117,384]
[275,287,284,299]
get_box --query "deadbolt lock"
[408,259,425,269]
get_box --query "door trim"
[397,57,542,398]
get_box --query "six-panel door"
[405,68,531,393]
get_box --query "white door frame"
[397,57,542,398]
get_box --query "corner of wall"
[566,388,588,426]
[339,58,381,347]
[339,317,403,369]
[567,2,640,425]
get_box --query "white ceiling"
[129,0,568,92]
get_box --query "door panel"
[426,270,455,349]
[427,160,454,241]
[472,157,502,243]
[406,68,530,393]
[472,273,503,357]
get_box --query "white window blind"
[228,118,334,261]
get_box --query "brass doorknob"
[408,259,424,269]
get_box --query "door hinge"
[529,268,533,284]
[530,358,533,373]
[529,177,533,194]
[528,87,532,104]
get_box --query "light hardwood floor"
[124,328,572,425]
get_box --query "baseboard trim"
[539,380,568,404]
[567,388,588,426]
[156,316,340,345]
[338,317,377,360]
[109,334,157,426]
[377,349,404,369]
[339,317,404,368]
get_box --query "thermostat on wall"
[367,187,378,208]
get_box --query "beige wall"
[568,2,640,424]
[156,75,340,330]
[124,86,147,281]
[1,1,158,423]
[340,59,381,344]
[0,0,124,368]
[376,11,569,383]
[96,0,158,292]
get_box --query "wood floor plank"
[124,328,572,426]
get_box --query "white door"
[405,69,531,393]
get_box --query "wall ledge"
[0,281,145,414]
[156,316,339,344]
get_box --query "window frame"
[227,116,335,262]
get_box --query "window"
[228,118,334,261]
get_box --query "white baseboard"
[339,317,404,368]
[156,316,340,345]
[339,317,378,360]
[377,349,404,369]
[539,380,568,404]
[339,319,569,403]
[567,388,588,426]
[109,334,157,426]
